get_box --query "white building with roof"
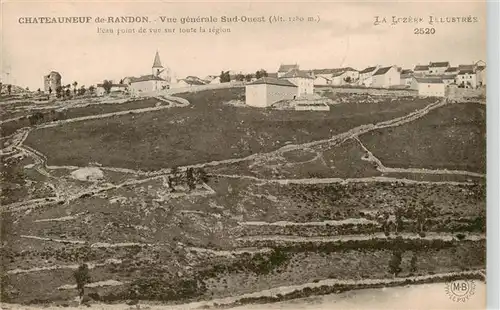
[413,65,429,76]
[456,68,478,88]
[411,77,447,97]
[277,64,300,78]
[124,51,171,94]
[428,62,450,75]
[371,66,400,88]
[245,77,298,107]
[280,69,314,96]
[358,66,380,86]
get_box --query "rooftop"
[359,66,378,74]
[128,75,167,83]
[179,79,206,86]
[373,66,394,76]
[458,69,475,75]
[280,69,314,79]
[278,64,299,73]
[429,61,450,68]
[152,51,163,68]
[248,77,298,87]
[414,65,430,71]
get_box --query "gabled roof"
[152,51,163,68]
[429,62,450,68]
[278,64,299,73]
[312,68,344,75]
[373,66,394,76]
[280,69,314,79]
[476,66,486,71]
[248,77,298,87]
[179,79,206,86]
[458,69,475,75]
[414,65,429,71]
[414,77,444,84]
[359,66,378,74]
[129,74,166,83]
[445,67,458,72]
[442,74,457,79]
[401,69,413,75]
[312,68,357,76]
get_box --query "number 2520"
[414,28,436,35]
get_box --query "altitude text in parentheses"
[268,15,285,24]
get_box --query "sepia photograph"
[0,1,492,309]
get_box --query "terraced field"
[0,88,486,308]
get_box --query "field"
[23,88,435,170]
[359,102,486,173]
[0,87,486,308]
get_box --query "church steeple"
[152,51,163,76]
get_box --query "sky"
[1,0,487,90]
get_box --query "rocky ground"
[0,88,486,308]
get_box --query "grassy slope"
[1,98,159,137]
[24,88,434,171]
[359,102,486,173]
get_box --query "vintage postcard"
[0,1,489,309]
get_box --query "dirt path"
[236,232,485,244]
[7,258,122,275]
[239,218,379,227]
[211,173,478,186]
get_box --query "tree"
[102,80,113,94]
[37,88,41,93]
[119,79,124,84]
[344,76,352,83]
[65,88,71,98]
[48,87,52,95]
[186,168,196,191]
[245,74,253,82]
[410,252,418,273]
[88,85,95,95]
[169,166,180,192]
[56,85,63,98]
[73,263,91,301]
[255,69,268,79]
[73,81,78,94]
[7,84,11,95]
[196,168,210,184]
[220,71,231,83]
[388,250,403,277]
[78,86,86,96]
[235,74,245,82]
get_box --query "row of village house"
[43,51,486,99]
[77,52,485,102]
[244,61,486,108]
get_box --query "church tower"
[152,51,164,77]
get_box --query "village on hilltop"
[1,51,486,111]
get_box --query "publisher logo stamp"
[445,280,476,302]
